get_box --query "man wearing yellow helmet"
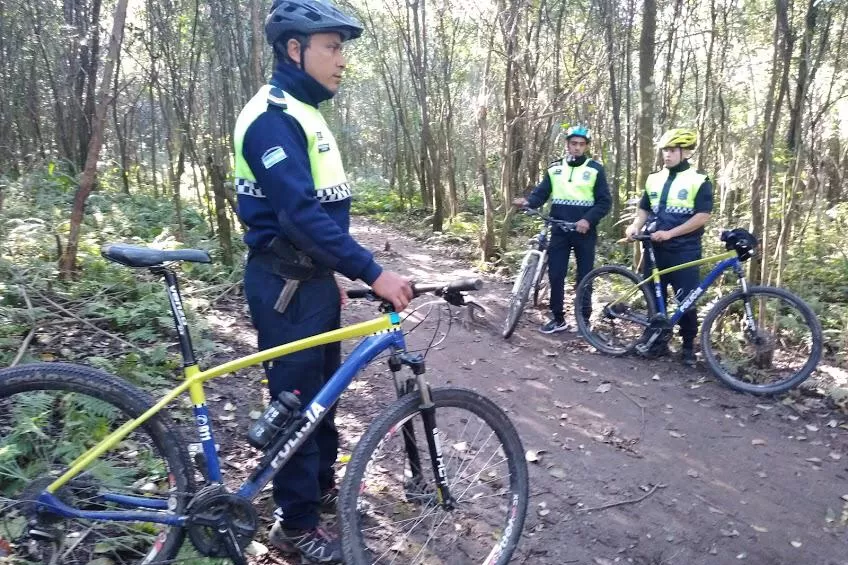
[625,128,713,366]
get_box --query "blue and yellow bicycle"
[0,244,529,564]
[574,228,822,395]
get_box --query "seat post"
[152,266,197,367]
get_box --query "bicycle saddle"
[101,244,212,267]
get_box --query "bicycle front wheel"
[0,363,194,564]
[701,286,823,395]
[339,387,529,565]
[575,265,656,355]
[533,255,549,307]
[502,253,539,338]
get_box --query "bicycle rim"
[702,287,822,395]
[340,388,528,565]
[0,365,191,564]
[576,267,652,355]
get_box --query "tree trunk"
[636,0,657,194]
[59,0,130,278]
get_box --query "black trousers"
[547,230,597,321]
[645,247,700,343]
[244,258,340,530]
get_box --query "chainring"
[186,485,258,557]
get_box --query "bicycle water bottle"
[247,391,301,449]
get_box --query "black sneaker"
[681,345,696,367]
[540,319,569,334]
[269,523,342,564]
[319,487,338,515]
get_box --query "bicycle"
[0,243,529,565]
[574,228,823,395]
[502,208,576,338]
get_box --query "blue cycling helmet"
[565,125,592,142]
[265,0,364,45]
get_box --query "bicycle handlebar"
[346,278,483,301]
[520,207,578,232]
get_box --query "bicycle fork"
[388,354,455,510]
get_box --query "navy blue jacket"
[527,155,612,229]
[237,62,382,285]
[638,160,713,254]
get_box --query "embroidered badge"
[261,146,287,169]
[677,188,689,200]
[318,143,331,153]
[583,171,591,180]
[316,131,324,141]
[553,168,562,175]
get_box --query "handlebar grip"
[445,278,484,292]
[346,287,372,299]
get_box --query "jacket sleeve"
[694,177,714,214]
[526,174,552,209]
[583,162,612,226]
[242,111,382,284]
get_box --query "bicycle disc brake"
[186,484,257,563]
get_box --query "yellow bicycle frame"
[47,314,398,493]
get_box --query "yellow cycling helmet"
[658,128,697,150]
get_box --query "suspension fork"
[734,264,759,335]
[389,355,425,487]
[388,353,454,510]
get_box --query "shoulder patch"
[261,146,287,169]
[267,87,287,109]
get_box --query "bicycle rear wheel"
[502,254,538,338]
[575,266,656,355]
[339,387,529,565]
[701,286,823,395]
[0,363,194,564]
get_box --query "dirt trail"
[209,218,848,565]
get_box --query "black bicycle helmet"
[721,228,758,261]
[265,0,364,45]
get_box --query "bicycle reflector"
[721,228,758,261]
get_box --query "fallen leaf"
[224,402,236,411]
[554,401,571,409]
[827,419,838,428]
[548,467,567,479]
[525,449,546,463]
[453,442,468,452]
[790,540,802,548]
[751,439,767,446]
[806,457,823,464]
[669,431,685,438]
[751,525,768,533]
[595,383,612,394]
[805,424,819,432]
[249,410,262,420]
[687,469,700,478]
[542,349,558,357]
[218,414,235,421]
[829,452,841,461]
[652,374,661,381]
[245,541,268,556]
[721,529,740,537]
[538,508,550,516]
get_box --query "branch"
[578,483,666,513]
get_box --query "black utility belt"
[248,239,332,281]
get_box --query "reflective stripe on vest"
[548,160,597,206]
[233,85,350,203]
[645,167,706,216]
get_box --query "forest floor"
[200,218,848,565]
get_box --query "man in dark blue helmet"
[514,125,611,333]
[233,1,412,561]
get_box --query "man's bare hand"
[625,224,641,241]
[371,271,413,311]
[651,230,673,242]
[575,219,591,234]
[512,197,528,208]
